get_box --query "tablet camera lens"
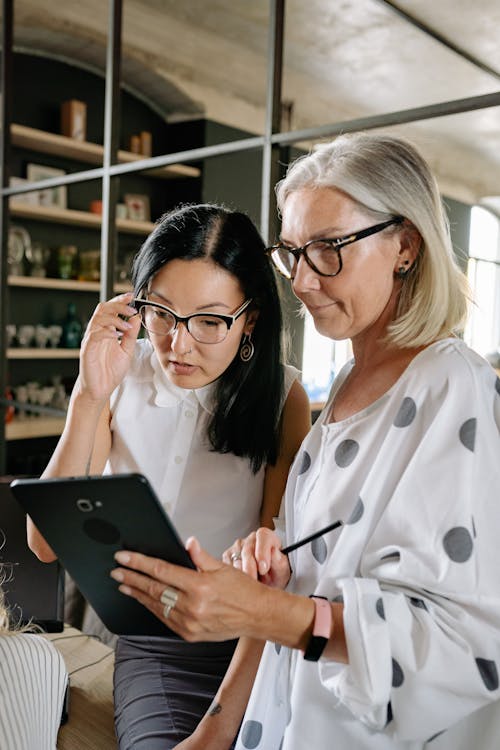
[76,498,94,513]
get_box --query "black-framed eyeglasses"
[266,217,404,280]
[133,297,253,344]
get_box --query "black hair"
[132,203,284,473]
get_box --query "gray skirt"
[114,634,238,749]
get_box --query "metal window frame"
[1,0,499,471]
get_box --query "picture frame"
[26,163,67,209]
[124,193,151,222]
[9,177,39,206]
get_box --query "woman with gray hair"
[110,133,500,750]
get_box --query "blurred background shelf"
[11,123,200,180]
[6,417,66,441]
[7,348,80,360]
[8,275,131,293]
[9,201,154,235]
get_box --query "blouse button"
[174,455,183,464]
[185,409,194,418]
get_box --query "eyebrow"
[279,227,347,244]
[147,289,232,312]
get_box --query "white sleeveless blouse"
[104,339,298,558]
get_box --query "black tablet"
[10,473,196,637]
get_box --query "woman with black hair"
[28,203,310,749]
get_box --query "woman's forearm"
[42,379,110,478]
[186,638,265,749]
[27,380,111,562]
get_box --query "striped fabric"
[0,634,68,749]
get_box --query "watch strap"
[303,595,332,662]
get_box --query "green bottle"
[62,302,83,348]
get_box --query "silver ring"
[230,552,242,563]
[160,586,179,607]
[163,603,174,620]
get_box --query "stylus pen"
[281,520,343,555]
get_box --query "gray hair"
[276,133,470,347]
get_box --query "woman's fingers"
[253,528,281,576]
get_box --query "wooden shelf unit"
[11,123,200,179]
[6,417,66,441]
[8,275,131,293]
[9,201,154,235]
[7,348,80,360]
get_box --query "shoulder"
[396,339,499,443]
[0,633,66,670]
[282,363,300,393]
[409,338,497,397]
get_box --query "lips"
[306,300,339,313]
[168,360,196,375]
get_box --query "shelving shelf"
[11,123,200,180]
[7,348,80,360]
[8,275,131,293]
[9,201,154,235]
[6,417,66,441]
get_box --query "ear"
[394,222,421,274]
[244,309,259,335]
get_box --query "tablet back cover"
[10,473,194,636]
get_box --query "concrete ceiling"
[6,0,500,205]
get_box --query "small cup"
[17,324,35,347]
[35,324,50,348]
[6,324,16,347]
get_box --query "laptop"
[0,477,64,632]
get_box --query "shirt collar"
[150,348,216,413]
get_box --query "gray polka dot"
[459,417,476,452]
[476,658,499,691]
[346,497,364,524]
[394,397,417,427]
[496,377,500,396]
[335,439,359,467]
[332,594,344,603]
[297,451,311,475]
[241,720,263,749]
[472,516,477,538]
[376,597,385,620]
[392,658,404,688]
[409,597,428,611]
[311,536,327,563]
[274,642,282,654]
[443,526,473,562]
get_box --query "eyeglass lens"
[139,305,229,344]
[272,240,341,278]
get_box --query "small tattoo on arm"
[208,700,222,716]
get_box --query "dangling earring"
[396,259,411,278]
[240,333,254,362]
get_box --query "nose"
[170,322,193,353]
[292,255,321,295]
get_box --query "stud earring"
[240,333,254,362]
[396,259,411,278]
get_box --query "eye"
[198,316,223,328]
